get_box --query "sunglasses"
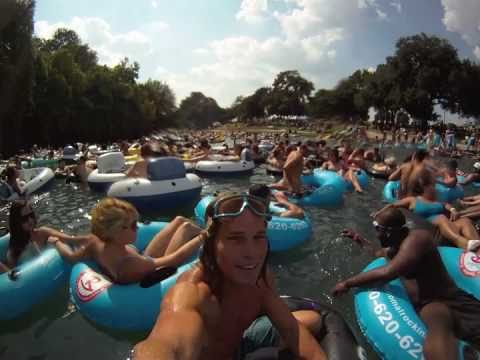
[20,211,36,222]
[123,221,138,231]
[212,194,271,221]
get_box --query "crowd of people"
[2,125,480,359]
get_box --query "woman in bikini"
[52,197,205,284]
[374,169,480,253]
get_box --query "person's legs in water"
[345,169,363,193]
[453,218,480,255]
[285,169,302,195]
[432,215,470,250]
[144,216,199,256]
[419,302,458,360]
[163,221,202,255]
[269,178,290,192]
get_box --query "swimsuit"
[99,244,155,282]
[413,198,444,223]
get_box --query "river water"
[0,147,477,360]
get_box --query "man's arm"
[333,230,430,295]
[388,164,404,181]
[273,192,304,219]
[262,284,326,359]
[134,281,207,360]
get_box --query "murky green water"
[0,149,477,359]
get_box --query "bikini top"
[413,198,444,219]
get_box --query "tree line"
[1,0,480,157]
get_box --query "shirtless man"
[271,145,306,195]
[125,143,154,178]
[134,194,326,360]
[388,149,432,198]
[333,208,480,360]
[71,156,92,184]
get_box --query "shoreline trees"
[1,1,479,157]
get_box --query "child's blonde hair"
[91,197,138,242]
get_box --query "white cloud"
[155,66,167,75]
[390,1,402,14]
[367,66,376,73]
[475,46,480,60]
[375,9,388,21]
[236,0,269,23]
[162,0,390,105]
[35,17,168,66]
[441,0,480,53]
[151,0,158,8]
[193,48,210,56]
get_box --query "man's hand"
[47,236,60,245]
[332,281,349,297]
[340,229,368,247]
[449,208,459,221]
[273,191,288,203]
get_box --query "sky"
[34,0,480,113]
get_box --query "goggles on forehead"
[372,220,406,232]
[212,194,271,221]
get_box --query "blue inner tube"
[344,169,369,191]
[69,221,197,331]
[354,247,480,360]
[383,181,464,204]
[289,169,346,207]
[0,233,71,320]
[194,196,312,252]
[457,175,480,188]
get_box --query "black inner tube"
[280,295,366,360]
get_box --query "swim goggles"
[211,194,271,221]
[372,220,406,232]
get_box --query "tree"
[176,92,226,128]
[232,87,271,121]
[268,70,313,115]
[0,0,35,157]
[448,59,480,118]
[383,33,461,125]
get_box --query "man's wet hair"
[376,208,406,229]
[447,160,458,171]
[413,149,429,162]
[249,184,271,200]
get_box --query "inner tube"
[70,221,197,331]
[194,196,312,252]
[383,180,464,204]
[354,247,480,360]
[0,232,71,320]
[289,169,346,207]
[281,296,366,360]
[344,169,369,191]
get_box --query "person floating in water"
[134,193,326,359]
[334,208,480,360]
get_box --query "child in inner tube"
[51,197,205,284]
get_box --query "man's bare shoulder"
[161,265,213,312]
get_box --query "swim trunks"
[235,316,283,359]
[418,288,480,346]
